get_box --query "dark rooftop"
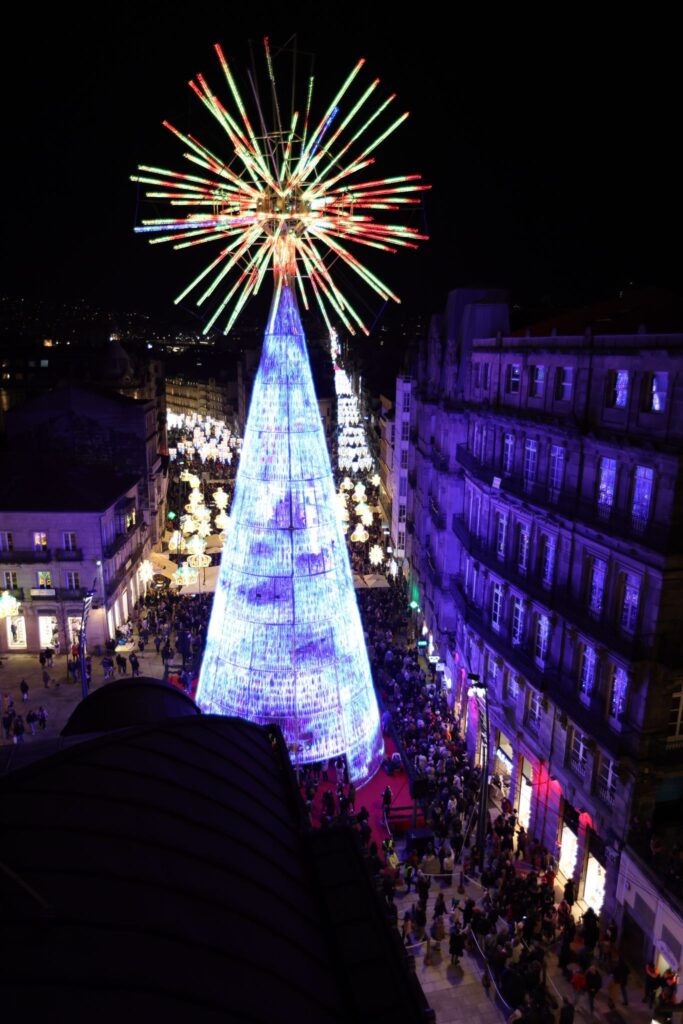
[0,710,432,1023]
[0,452,140,512]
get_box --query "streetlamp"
[467,673,490,872]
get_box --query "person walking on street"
[382,784,393,819]
[42,668,50,688]
[116,653,127,674]
[610,957,630,1007]
[644,962,661,1007]
[585,963,603,1013]
[19,679,29,702]
[129,652,140,677]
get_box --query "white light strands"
[197,284,383,785]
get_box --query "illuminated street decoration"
[132,43,429,337]
[197,284,383,782]
[369,544,384,566]
[0,590,20,619]
[134,42,428,784]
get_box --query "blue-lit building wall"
[197,285,384,784]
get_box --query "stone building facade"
[407,290,683,929]
[0,468,151,654]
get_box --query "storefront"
[38,613,59,650]
[6,615,27,649]
[518,756,534,830]
[583,830,607,913]
[494,731,514,801]
[558,801,580,881]
[67,616,83,648]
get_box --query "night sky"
[2,5,679,324]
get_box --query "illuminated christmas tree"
[132,41,428,782]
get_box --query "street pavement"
[0,647,166,745]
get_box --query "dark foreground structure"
[0,678,432,1023]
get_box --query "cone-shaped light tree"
[132,42,428,783]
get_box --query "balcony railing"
[451,512,652,662]
[569,752,588,778]
[0,549,51,564]
[105,544,143,597]
[56,587,90,601]
[595,779,616,806]
[103,520,142,559]
[55,548,84,561]
[455,444,678,554]
[429,498,446,531]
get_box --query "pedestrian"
[19,679,29,702]
[129,653,140,677]
[13,715,25,744]
[382,784,393,818]
[155,635,162,656]
[26,709,38,736]
[38,705,48,731]
[42,668,50,688]
[559,997,575,1024]
[585,964,603,1013]
[39,651,46,669]
[449,924,465,965]
[610,957,630,1007]
[564,878,576,908]
[116,653,127,674]
[571,967,588,1008]
[644,962,661,1007]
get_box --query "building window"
[64,571,81,590]
[36,571,52,589]
[548,444,565,501]
[579,643,597,697]
[503,433,515,475]
[511,597,525,647]
[482,363,490,390]
[523,439,537,489]
[473,363,481,388]
[555,366,574,402]
[588,557,607,617]
[531,365,546,398]
[472,423,482,459]
[620,573,640,634]
[569,731,588,776]
[607,369,629,409]
[491,583,504,632]
[496,513,508,561]
[517,525,530,575]
[506,364,521,394]
[507,673,520,701]
[400,449,408,469]
[401,421,410,441]
[402,391,411,412]
[398,504,406,523]
[391,425,396,445]
[527,690,543,731]
[609,666,628,719]
[644,372,668,413]
[3,571,18,589]
[597,755,617,805]
[540,534,555,588]
[63,531,77,551]
[668,688,683,742]
[534,613,550,666]
[631,466,653,531]
[33,532,48,551]
[0,532,13,552]
[399,476,407,496]
[597,457,617,517]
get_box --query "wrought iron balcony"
[429,498,446,531]
[595,779,616,806]
[56,587,90,601]
[569,752,588,778]
[55,548,84,561]
[103,520,142,559]
[0,549,51,564]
